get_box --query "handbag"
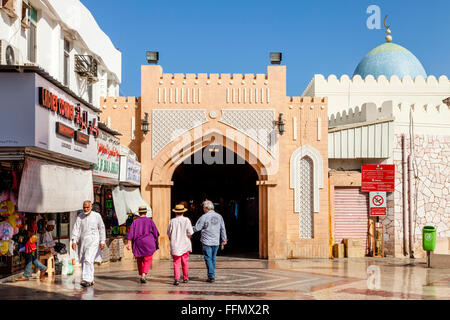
[54,242,67,254]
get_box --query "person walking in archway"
[126,206,159,283]
[167,203,194,286]
[193,200,227,283]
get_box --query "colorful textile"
[0,222,13,240]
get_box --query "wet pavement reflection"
[1,255,449,300]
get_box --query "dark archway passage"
[171,146,259,257]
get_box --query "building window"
[63,39,70,86]
[27,5,37,63]
[297,156,314,238]
[290,145,325,239]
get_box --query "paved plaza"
[0,255,449,300]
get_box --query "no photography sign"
[369,192,387,216]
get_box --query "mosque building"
[305,25,450,259]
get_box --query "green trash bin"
[423,226,437,251]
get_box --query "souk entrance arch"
[146,127,281,260]
[171,146,259,257]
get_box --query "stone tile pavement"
[0,255,449,300]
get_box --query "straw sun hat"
[138,206,148,214]
[172,204,188,213]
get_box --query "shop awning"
[18,157,94,213]
[112,186,152,225]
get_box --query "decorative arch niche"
[290,145,324,213]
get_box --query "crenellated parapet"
[142,65,286,106]
[329,101,393,127]
[329,100,450,131]
[158,72,268,83]
[304,74,449,96]
[100,96,141,111]
[288,97,327,105]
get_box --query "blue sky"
[81,0,450,98]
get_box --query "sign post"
[362,165,394,258]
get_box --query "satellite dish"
[5,45,15,65]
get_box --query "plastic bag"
[66,260,73,275]
[59,254,73,276]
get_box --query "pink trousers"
[136,255,153,275]
[172,252,190,280]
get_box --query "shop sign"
[361,165,395,192]
[93,129,120,180]
[369,192,387,216]
[120,155,141,185]
[56,122,75,139]
[0,73,98,163]
[34,74,99,164]
[38,87,99,138]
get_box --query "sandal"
[16,276,29,281]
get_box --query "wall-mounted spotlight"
[270,52,282,65]
[141,112,149,134]
[275,112,285,135]
[146,51,159,64]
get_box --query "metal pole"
[408,155,415,258]
[402,135,408,256]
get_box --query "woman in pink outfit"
[167,204,194,286]
[126,206,159,284]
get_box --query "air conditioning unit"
[0,40,23,65]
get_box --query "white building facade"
[0,0,121,106]
[303,30,450,259]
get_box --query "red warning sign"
[362,165,395,192]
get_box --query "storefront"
[92,124,123,263]
[113,145,151,226]
[0,66,99,277]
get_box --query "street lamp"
[141,112,149,134]
[276,112,285,135]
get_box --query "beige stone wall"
[391,134,450,258]
[284,98,329,258]
[99,97,142,159]
[100,64,330,260]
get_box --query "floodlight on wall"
[146,51,159,64]
[141,112,150,134]
[275,112,285,135]
[270,52,282,65]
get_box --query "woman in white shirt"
[167,204,194,286]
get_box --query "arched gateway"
[101,64,330,260]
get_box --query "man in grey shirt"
[193,200,227,282]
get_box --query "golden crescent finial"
[384,15,391,30]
